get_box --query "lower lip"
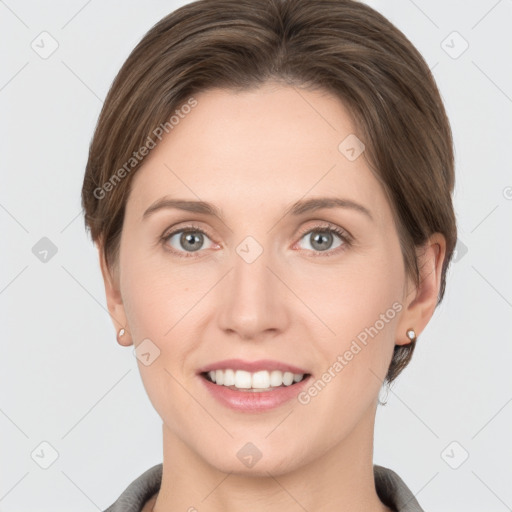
[199,374,311,412]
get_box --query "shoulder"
[102,464,163,512]
[374,464,426,512]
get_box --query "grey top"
[103,463,424,512]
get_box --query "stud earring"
[116,327,133,346]
[406,328,416,341]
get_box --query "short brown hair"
[81,0,457,384]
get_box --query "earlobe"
[405,328,417,342]
[96,241,133,346]
[396,233,446,346]
[116,327,133,347]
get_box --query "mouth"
[200,369,311,392]
[197,360,313,411]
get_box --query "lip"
[196,358,309,375]
[199,373,312,412]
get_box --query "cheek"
[299,243,404,339]
[119,259,197,426]
[307,242,404,392]
[296,294,401,444]
[121,272,171,340]
[119,249,207,387]
[119,234,198,338]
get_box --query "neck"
[152,401,390,512]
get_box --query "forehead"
[126,84,389,224]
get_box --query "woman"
[81,0,456,510]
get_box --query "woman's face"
[105,83,422,475]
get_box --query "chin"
[198,437,306,477]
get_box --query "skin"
[97,82,446,512]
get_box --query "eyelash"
[160,222,353,259]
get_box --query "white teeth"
[252,370,270,389]
[282,372,294,386]
[235,370,252,389]
[223,368,236,386]
[205,369,306,390]
[269,370,282,387]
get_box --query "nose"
[216,239,290,341]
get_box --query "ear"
[395,232,447,346]
[96,240,133,346]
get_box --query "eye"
[295,223,351,256]
[160,222,352,258]
[161,224,216,257]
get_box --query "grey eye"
[166,229,214,253]
[298,230,344,252]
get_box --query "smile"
[202,369,309,392]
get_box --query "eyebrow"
[142,196,373,222]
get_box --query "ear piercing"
[117,328,126,343]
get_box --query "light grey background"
[1,1,511,510]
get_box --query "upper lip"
[197,358,310,375]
